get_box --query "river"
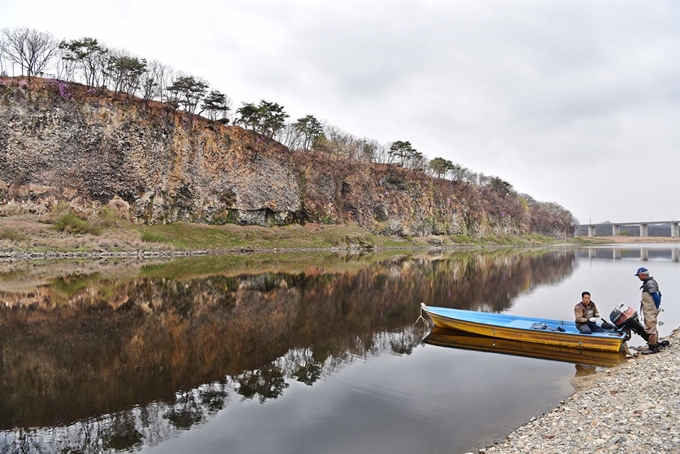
[1,244,678,454]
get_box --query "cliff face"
[0,77,527,236]
[294,153,477,236]
[1,78,300,226]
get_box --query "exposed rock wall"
[0,78,300,226]
[0,77,523,236]
[293,153,477,236]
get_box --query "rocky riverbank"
[477,328,680,454]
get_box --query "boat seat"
[506,320,537,329]
[504,320,567,332]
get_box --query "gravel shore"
[477,328,680,454]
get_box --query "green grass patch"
[94,206,129,229]
[449,234,473,244]
[136,222,416,250]
[0,228,27,241]
[51,273,103,298]
[570,236,610,244]
[522,233,559,244]
[141,231,168,243]
[52,212,101,235]
[138,250,415,280]
[483,234,509,245]
[135,246,552,282]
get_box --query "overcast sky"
[2,0,678,224]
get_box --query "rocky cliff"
[0,77,561,237]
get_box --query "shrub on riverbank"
[52,212,101,235]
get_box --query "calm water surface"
[1,245,678,454]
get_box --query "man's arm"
[574,304,589,324]
[592,302,600,318]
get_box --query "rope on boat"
[413,302,430,327]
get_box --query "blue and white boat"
[420,303,628,352]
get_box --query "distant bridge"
[577,247,680,262]
[579,220,679,237]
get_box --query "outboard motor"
[610,304,649,342]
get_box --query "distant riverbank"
[575,235,680,244]
[0,214,563,257]
[1,214,679,259]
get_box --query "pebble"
[481,328,680,453]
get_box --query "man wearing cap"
[634,267,662,354]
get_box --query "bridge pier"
[672,222,679,238]
[640,224,648,237]
[588,225,596,237]
[612,224,620,236]
[641,248,649,261]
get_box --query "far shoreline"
[575,235,680,244]
[2,214,680,260]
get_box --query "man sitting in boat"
[574,291,605,334]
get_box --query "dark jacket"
[640,276,661,308]
[640,276,659,294]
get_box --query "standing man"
[574,291,605,334]
[634,267,662,354]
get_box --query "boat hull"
[421,304,626,352]
[424,327,627,367]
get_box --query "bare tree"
[372,141,390,164]
[1,27,59,78]
[275,122,304,149]
[157,62,174,102]
[140,60,161,100]
[0,38,7,76]
[54,52,77,81]
[59,37,109,86]
[141,60,174,102]
[359,138,381,162]
[461,168,477,184]
[448,163,466,182]
[139,72,158,101]
[320,122,353,158]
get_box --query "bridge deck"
[577,221,679,238]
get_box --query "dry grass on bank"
[2,214,676,254]
[0,214,417,252]
[574,235,680,244]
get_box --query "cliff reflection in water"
[0,248,575,451]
